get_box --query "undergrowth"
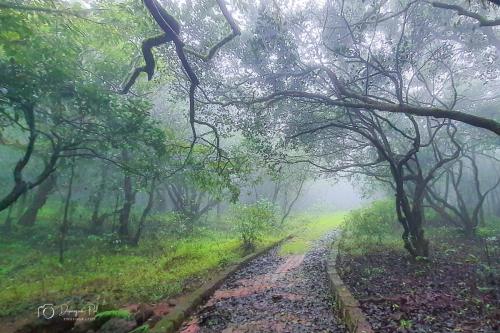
[338,199,402,256]
[338,199,500,258]
[0,200,349,318]
[0,227,280,317]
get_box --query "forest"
[0,0,499,332]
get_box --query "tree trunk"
[494,189,500,217]
[111,190,120,233]
[463,222,477,238]
[59,162,75,264]
[280,176,305,225]
[406,204,429,258]
[0,108,61,213]
[16,191,29,217]
[478,206,485,227]
[118,150,135,240]
[396,184,429,258]
[216,202,222,219]
[89,166,108,234]
[18,174,57,226]
[132,178,156,246]
[3,204,14,232]
[271,180,281,204]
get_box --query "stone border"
[326,239,375,333]
[150,235,292,333]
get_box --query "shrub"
[343,199,398,246]
[230,200,278,251]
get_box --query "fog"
[293,179,374,212]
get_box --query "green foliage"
[94,309,131,321]
[399,319,413,329]
[339,200,401,255]
[230,200,278,250]
[427,217,500,240]
[344,199,398,244]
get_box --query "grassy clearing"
[279,212,346,255]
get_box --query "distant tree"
[426,147,500,236]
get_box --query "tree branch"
[184,0,241,61]
[222,90,500,135]
[432,2,500,26]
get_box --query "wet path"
[180,232,346,333]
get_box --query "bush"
[230,200,278,251]
[343,199,398,246]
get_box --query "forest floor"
[337,235,500,333]
[179,232,346,333]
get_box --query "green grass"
[0,208,349,318]
[0,232,280,318]
[279,212,346,255]
[339,233,403,256]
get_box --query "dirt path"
[179,232,346,333]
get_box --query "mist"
[0,1,499,332]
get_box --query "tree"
[282,106,461,257]
[0,0,182,211]
[190,1,499,136]
[177,0,499,256]
[59,159,75,264]
[426,145,500,236]
[89,165,109,234]
[121,0,241,151]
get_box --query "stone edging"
[326,238,375,333]
[150,235,292,333]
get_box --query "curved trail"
[180,232,346,333]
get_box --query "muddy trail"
[179,232,346,333]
